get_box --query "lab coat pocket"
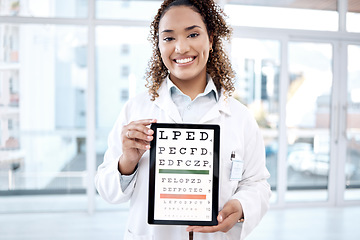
[222,157,240,193]
[125,229,154,240]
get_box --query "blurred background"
[0,0,359,239]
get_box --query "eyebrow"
[160,25,202,34]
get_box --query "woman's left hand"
[186,199,243,233]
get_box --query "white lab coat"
[95,80,271,240]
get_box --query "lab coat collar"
[153,77,231,123]
[198,90,231,123]
[166,74,219,102]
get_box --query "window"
[347,1,360,32]
[225,0,338,31]
[231,38,280,203]
[0,24,88,212]
[95,27,151,199]
[286,42,333,202]
[95,0,161,21]
[0,0,88,18]
[345,44,360,200]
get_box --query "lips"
[174,56,196,64]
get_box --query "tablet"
[148,123,220,226]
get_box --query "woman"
[95,0,271,239]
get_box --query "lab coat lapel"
[199,93,231,123]
[153,81,182,123]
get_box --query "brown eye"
[188,33,199,38]
[164,37,175,42]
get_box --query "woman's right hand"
[118,119,157,175]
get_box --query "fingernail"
[219,215,223,222]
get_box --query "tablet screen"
[148,123,220,226]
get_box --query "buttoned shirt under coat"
[95,79,271,240]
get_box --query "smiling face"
[158,6,212,90]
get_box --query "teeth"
[176,57,194,64]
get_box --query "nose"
[175,38,190,54]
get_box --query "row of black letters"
[162,187,211,193]
[158,146,209,156]
[162,200,211,205]
[163,208,211,212]
[161,177,203,184]
[158,130,209,141]
[158,159,210,167]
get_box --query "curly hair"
[145,0,235,101]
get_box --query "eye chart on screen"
[148,123,220,226]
